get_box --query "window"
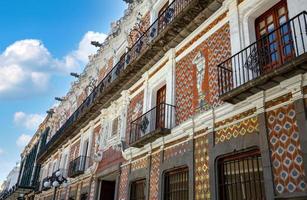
[82,139,89,169]
[82,139,89,156]
[164,167,189,200]
[255,0,292,72]
[217,150,265,200]
[52,161,57,173]
[111,117,119,136]
[130,179,146,200]
[61,154,68,176]
[62,154,68,169]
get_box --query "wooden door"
[100,181,115,200]
[255,0,293,73]
[156,85,166,129]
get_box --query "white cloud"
[0,31,106,99]
[59,31,107,72]
[71,31,107,64]
[16,134,32,148]
[14,112,45,130]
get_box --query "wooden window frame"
[255,0,293,72]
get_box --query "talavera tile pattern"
[267,103,306,194]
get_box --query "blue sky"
[0,0,126,183]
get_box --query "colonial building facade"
[2,0,307,199]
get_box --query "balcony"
[68,156,90,178]
[37,0,224,162]
[218,12,307,104]
[0,165,41,200]
[129,103,176,148]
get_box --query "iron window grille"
[164,167,189,200]
[130,179,146,200]
[217,150,265,200]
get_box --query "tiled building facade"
[2,0,307,200]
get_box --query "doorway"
[156,85,166,129]
[99,181,116,200]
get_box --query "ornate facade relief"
[192,51,210,111]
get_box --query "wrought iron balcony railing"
[218,11,307,103]
[0,165,41,200]
[129,103,176,147]
[38,0,222,162]
[68,156,90,178]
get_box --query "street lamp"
[43,169,68,200]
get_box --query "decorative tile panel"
[265,93,292,109]
[215,116,259,144]
[149,152,161,200]
[128,11,150,47]
[175,23,231,124]
[215,108,256,128]
[194,134,210,200]
[96,146,124,174]
[267,103,306,194]
[126,91,144,143]
[163,140,190,160]
[176,12,228,57]
[118,165,129,200]
[131,157,148,171]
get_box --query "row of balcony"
[37,0,221,163]
[38,6,307,167]
[105,12,307,148]
[0,165,41,200]
[39,8,307,177]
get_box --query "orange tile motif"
[149,152,161,200]
[194,133,210,200]
[131,157,148,171]
[163,140,190,160]
[265,93,292,109]
[118,165,129,200]
[96,146,124,174]
[215,108,256,128]
[215,116,259,144]
[126,91,144,142]
[176,24,231,124]
[176,11,228,57]
[267,103,306,194]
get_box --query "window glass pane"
[268,23,275,33]
[259,21,265,29]
[279,16,287,25]
[278,7,286,16]
[267,15,273,24]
